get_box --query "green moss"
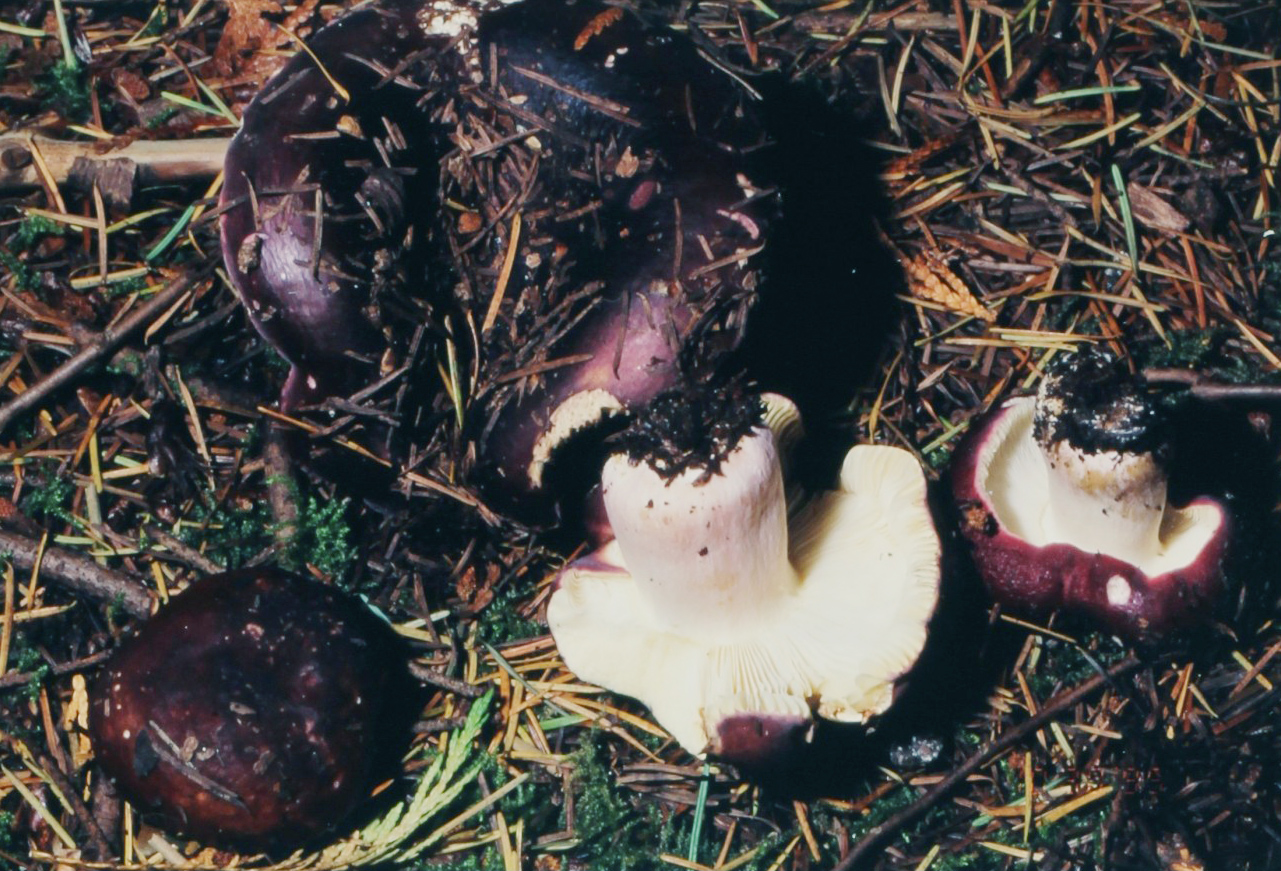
[924,443,954,471]
[1,214,73,291]
[1022,636,1127,700]
[101,275,150,300]
[176,479,356,580]
[0,809,17,871]
[0,250,36,291]
[1138,328,1221,370]
[424,850,505,870]
[563,731,676,870]
[177,498,274,570]
[19,472,75,525]
[282,493,358,581]
[475,582,542,646]
[107,349,146,377]
[1137,327,1268,384]
[6,644,48,704]
[139,4,169,37]
[39,59,90,120]
[145,105,181,130]
[11,214,70,251]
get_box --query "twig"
[409,660,486,698]
[0,134,229,194]
[0,530,153,618]
[832,655,1142,871]
[29,748,113,860]
[413,715,470,733]
[88,772,121,860]
[0,269,207,435]
[0,651,110,691]
[1143,368,1281,405]
[143,525,223,575]
[263,426,299,552]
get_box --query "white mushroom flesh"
[978,396,1222,574]
[528,388,625,488]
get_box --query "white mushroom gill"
[546,406,940,758]
[978,396,1221,574]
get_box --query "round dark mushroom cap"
[467,0,779,516]
[90,569,412,851]
[218,0,446,411]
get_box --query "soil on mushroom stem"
[0,0,1280,870]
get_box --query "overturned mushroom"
[952,350,1231,638]
[90,569,413,851]
[547,392,940,764]
[219,0,778,520]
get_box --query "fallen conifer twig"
[0,134,230,202]
[143,525,224,575]
[1143,368,1281,405]
[0,269,208,436]
[832,655,1143,871]
[408,661,486,698]
[0,650,110,692]
[27,746,114,860]
[0,529,154,618]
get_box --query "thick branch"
[0,530,154,618]
[1143,368,1281,405]
[0,134,229,196]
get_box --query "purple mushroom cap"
[219,0,444,410]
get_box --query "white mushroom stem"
[1040,439,1167,566]
[602,426,797,643]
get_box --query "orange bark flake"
[574,8,624,51]
[906,250,996,322]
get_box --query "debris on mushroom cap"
[546,393,941,762]
[951,350,1231,638]
[219,0,778,523]
[90,569,413,851]
[467,0,779,517]
[219,0,446,410]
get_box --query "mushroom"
[219,0,777,521]
[219,0,444,410]
[951,349,1231,637]
[546,391,941,764]
[90,569,413,851]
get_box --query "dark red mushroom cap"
[90,569,412,851]
[951,351,1231,638]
